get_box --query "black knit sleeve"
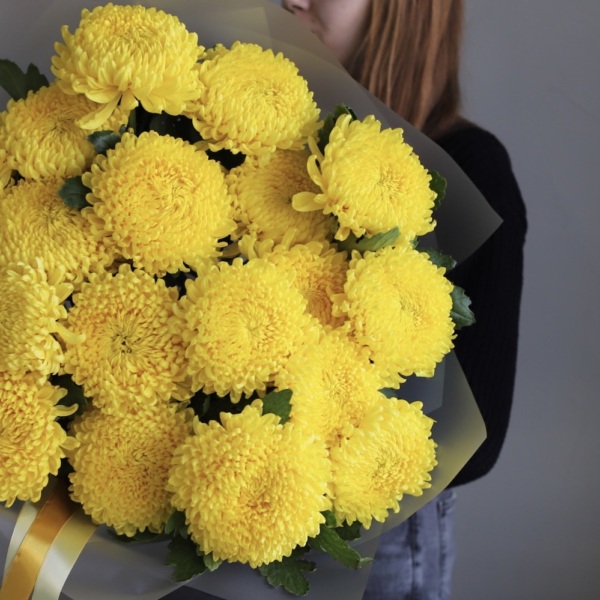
[437,125,527,486]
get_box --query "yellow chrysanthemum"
[0,371,77,507]
[0,144,12,189]
[62,264,190,413]
[190,42,321,158]
[0,179,114,285]
[0,83,128,180]
[293,114,436,242]
[175,258,320,402]
[68,403,193,536]
[275,329,387,449]
[334,245,455,385]
[82,131,236,275]
[244,237,348,329]
[168,402,331,567]
[51,3,204,129]
[227,149,332,245]
[0,260,75,377]
[330,397,437,528]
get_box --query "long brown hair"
[347,0,464,139]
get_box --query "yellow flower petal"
[82,131,235,275]
[334,245,455,385]
[189,42,321,157]
[330,397,437,528]
[168,402,331,567]
[52,4,204,128]
[0,372,71,506]
[68,403,194,536]
[0,83,127,179]
[0,260,72,377]
[176,258,321,402]
[0,179,115,286]
[62,264,190,412]
[303,114,436,242]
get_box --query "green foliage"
[87,126,126,155]
[451,285,476,330]
[164,511,188,539]
[336,227,400,255]
[309,524,372,570]
[148,112,201,144]
[317,103,357,154]
[421,247,457,271]
[429,170,447,209]
[259,550,316,597]
[59,176,91,210]
[166,535,208,582]
[261,389,293,424]
[321,511,363,541]
[0,59,48,101]
[202,553,223,572]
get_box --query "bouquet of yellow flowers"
[0,1,496,598]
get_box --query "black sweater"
[437,124,528,487]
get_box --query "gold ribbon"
[1,481,96,600]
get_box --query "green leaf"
[261,389,293,424]
[49,374,89,416]
[320,511,363,541]
[87,127,125,155]
[202,553,223,572]
[334,520,363,542]
[166,535,207,582]
[148,112,201,144]
[317,103,357,154]
[259,554,315,596]
[309,525,372,570]
[421,248,457,271]
[164,511,188,539]
[59,177,91,210]
[336,227,400,254]
[429,170,447,210]
[450,285,476,330]
[0,59,48,100]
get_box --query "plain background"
[1,1,599,599]
[453,2,600,599]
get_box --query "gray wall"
[453,2,600,599]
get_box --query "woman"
[282,1,527,598]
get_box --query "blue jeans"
[362,489,458,600]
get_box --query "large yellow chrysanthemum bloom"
[227,149,332,245]
[275,329,387,449]
[67,403,193,536]
[0,83,127,180]
[243,237,348,329]
[82,131,236,275]
[293,114,436,242]
[334,245,455,386]
[0,179,114,286]
[0,371,77,507]
[0,260,76,378]
[190,42,321,159]
[175,258,321,402]
[0,145,11,189]
[62,264,190,413]
[51,4,204,129]
[330,397,437,528]
[168,402,331,567]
